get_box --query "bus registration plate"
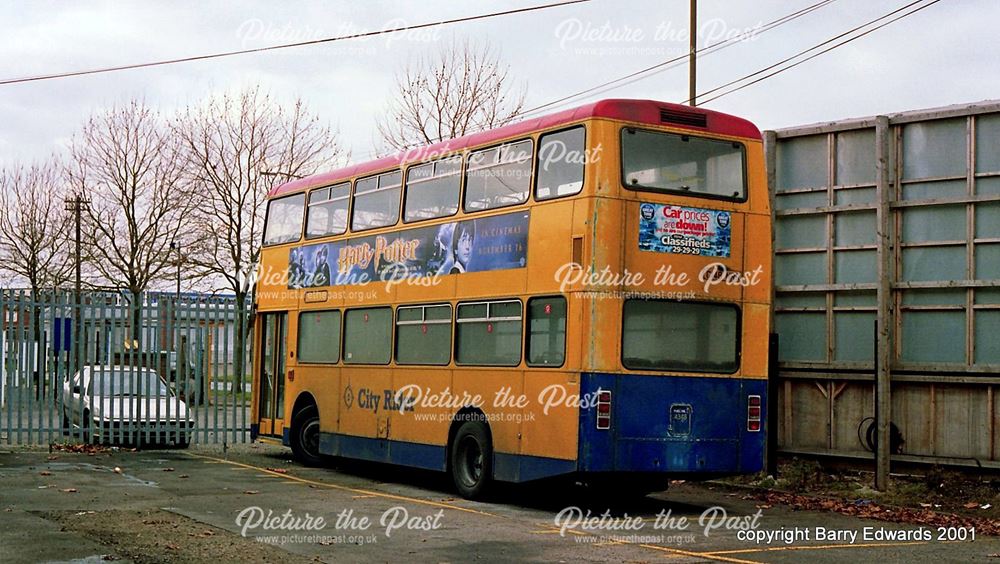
[668,404,692,437]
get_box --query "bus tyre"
[291,405,323,466]
[450,419,493,500]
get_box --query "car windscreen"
[88,370,171,397]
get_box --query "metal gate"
[0,290,252,446]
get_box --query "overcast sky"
[1,0,997,167]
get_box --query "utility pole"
[688,0,697,106]
[64,193,90,369]
[170,241,181,302]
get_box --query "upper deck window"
[352,170,402,232]
[622,128,746,201]
[263,193,305,246]
[306,182,350,238]
[535,126,585,201]
[464,139,533,212]
[404,156,462,222]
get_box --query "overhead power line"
[696,0,945,105]
[0,0,590,86]
[351,0,841,162]
[517,0,839,119]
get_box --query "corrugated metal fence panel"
[0,290,252,446]
[771,101,1000,465]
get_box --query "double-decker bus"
[252,99,771,499]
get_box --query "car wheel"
[290,405,323,466]
[62,411,71,436]
[450,418,493,500]
[175,434,190,449]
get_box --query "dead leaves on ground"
[755,491,1000,535]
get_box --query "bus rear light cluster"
[747,395,762,432]
[596,390,612,430]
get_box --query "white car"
[62,365,195,447]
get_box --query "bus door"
[257,312,287,438]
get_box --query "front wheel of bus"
[450,420,493,500]
[291,406,323,466]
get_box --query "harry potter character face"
[453,221,475,268]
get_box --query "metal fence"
[0,289,252,446]
[766,100,1000,472]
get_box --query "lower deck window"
[456,300,522,366]
[622,300,739,372]
[344,307,392,364]
[298,310,341,363]
[396,304,452,365]
[527,296,566,366]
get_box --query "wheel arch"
[291,391,318,422]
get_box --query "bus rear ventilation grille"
[659,108,707,128]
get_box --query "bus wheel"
[291,405,323,466]
[450,419,492,499]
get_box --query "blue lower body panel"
[320,432,447,472]
[310,374,766,483]
[578,373,766,475]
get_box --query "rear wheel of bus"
[450,418,493,499]
[291,405,322,466]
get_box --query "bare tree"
[66,100,198,341]
[175,87,346,387]
[0,160,73,295]
[0,161,74,392]
[377,39,526,151]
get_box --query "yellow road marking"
[186,452,496,517]
[637,544,758,564]
[533,523,755,564]
[705,540,927,555]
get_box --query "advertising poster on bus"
[288,211,529,288]
[638,203,731,258]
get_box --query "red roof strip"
[268,99,761,197]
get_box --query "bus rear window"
[622,129,745,200]
[263,193,305,246]
[622,300,739,373]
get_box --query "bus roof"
[268,99,761,198]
